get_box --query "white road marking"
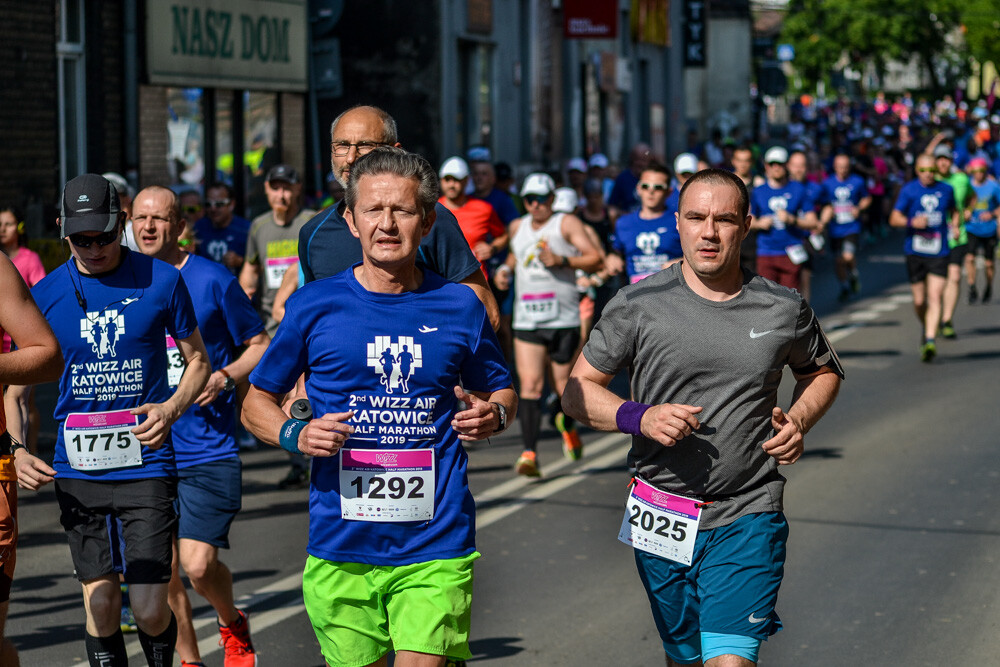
[81,433,632,664]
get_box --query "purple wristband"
[616,401,652,436]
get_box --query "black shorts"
[967,234,997,259]
[55,477,177,584]
[830,234,859,257]
[513,327,581,364]
[949,242,968,265]
[906,255,949,283]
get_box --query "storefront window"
[244,91,278,219]
[166,87,206,190]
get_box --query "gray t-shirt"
[245,208,315,332]
[583,262,842,529]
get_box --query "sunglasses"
[182,205,202,214]
[916,168,937,174]
[69,229,120,248]
[639,183,668,192]
[205,199,231,208]
[524,194,550,205]
[970,168,987,173]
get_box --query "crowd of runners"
[0,91,997,666]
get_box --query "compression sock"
[554,397,576,432]
[519,398,542,453]
[137,613,177,667]
[85,629,128,667]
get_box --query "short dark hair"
[205,182,235,199]
[678,168,749,221]
[640,162,671,180]
[0,203,26,244]
[345,147,438,217]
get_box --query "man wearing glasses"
[610,162,682,283]
[890,153,960,362]
[493,173,602,477]
[10,173,211,667]
[194,182,252,275]
[749,146,818,292]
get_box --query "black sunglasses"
[69,229,120,248]
[524,194,550,205]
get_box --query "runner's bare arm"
[132,329,210,448]
[243,385,353,457]
[238,260,260,300]
[271,262,299,324]
[0,254,62,386]
[556,214,603,273]
[6,385,57,490]
[458,268,500,332]
[762,367,841,465]
[564,354,701,447]
[195,330,271,407]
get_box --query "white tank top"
[510,212,582,330]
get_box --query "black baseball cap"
[60,173,122,239]
[266,164,301,185]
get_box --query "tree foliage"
[960,0,1000,68]
[780,0,967,93]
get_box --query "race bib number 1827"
[618,478,701,565]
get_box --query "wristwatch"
[219,369,236,392]
[490,402,508,434]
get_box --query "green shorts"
[302,551,480,667]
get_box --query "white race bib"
[785,243,809,265]
[339,449,435,522]
[912,232,942,255]
[618,479,701,565]
[518,292,558,323]
[165,335,185,389]
[834,203,854,224]
[64,410,143,471]
[265,256,298,289]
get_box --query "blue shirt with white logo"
[968,179,1000,238]
[171,254,265,468]
[31,249,198,480]
[893,179,955,257]
[612,210,682,282]
[819,174,868,238]
[751,181,811,256]
[249,267,512,566]
[194,216,251,272]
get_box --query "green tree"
[961,0,1000,68]
[780,0,965,93]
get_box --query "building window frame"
[57,0,87,185]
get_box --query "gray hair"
[345,147,438,217]
[329,105,398,144]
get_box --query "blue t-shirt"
[608,170,640,213]
[31,249,198,480]
[968,179,1000,238]
[611,210,682,282]
[298,202,481,285]
[171,255,265,468]
[194,216,251,270]
[893,179,956,257]
[751,181,811,256]
[476,188,520,225]
[249,267,512,566]
[664,189,680,220]
[819,174,868,238]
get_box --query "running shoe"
[180,662,208,667]
[920,341,936,363]
[850,273,861,295]
[968,284,978,305]
[278,466,309,490]
[120,584,137,633]
[515,451,540,477]
[555,412,583,460]
[219,610,258,667]
[940,321,957,339]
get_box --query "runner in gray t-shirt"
[564,168,843,667]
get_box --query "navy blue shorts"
[634,512,788,661]
[176,457,242,548]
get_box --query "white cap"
[764,146,788,164]
[673,153,699,176]
[567,157,588,173]
[588,153,609,169]
[552,187,578,213]
[439,156,469,180]
[520,173,556,197]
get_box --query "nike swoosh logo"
[749,329,774,338]
[419,326,438,333]
[121,298,139,306]
[748,612,769,624]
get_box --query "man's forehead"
[333,110,385,140]
[681,182,741,214]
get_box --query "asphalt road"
[8,229,1000,665]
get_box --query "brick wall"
[280,92,307,179]
[138,85,171,188]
